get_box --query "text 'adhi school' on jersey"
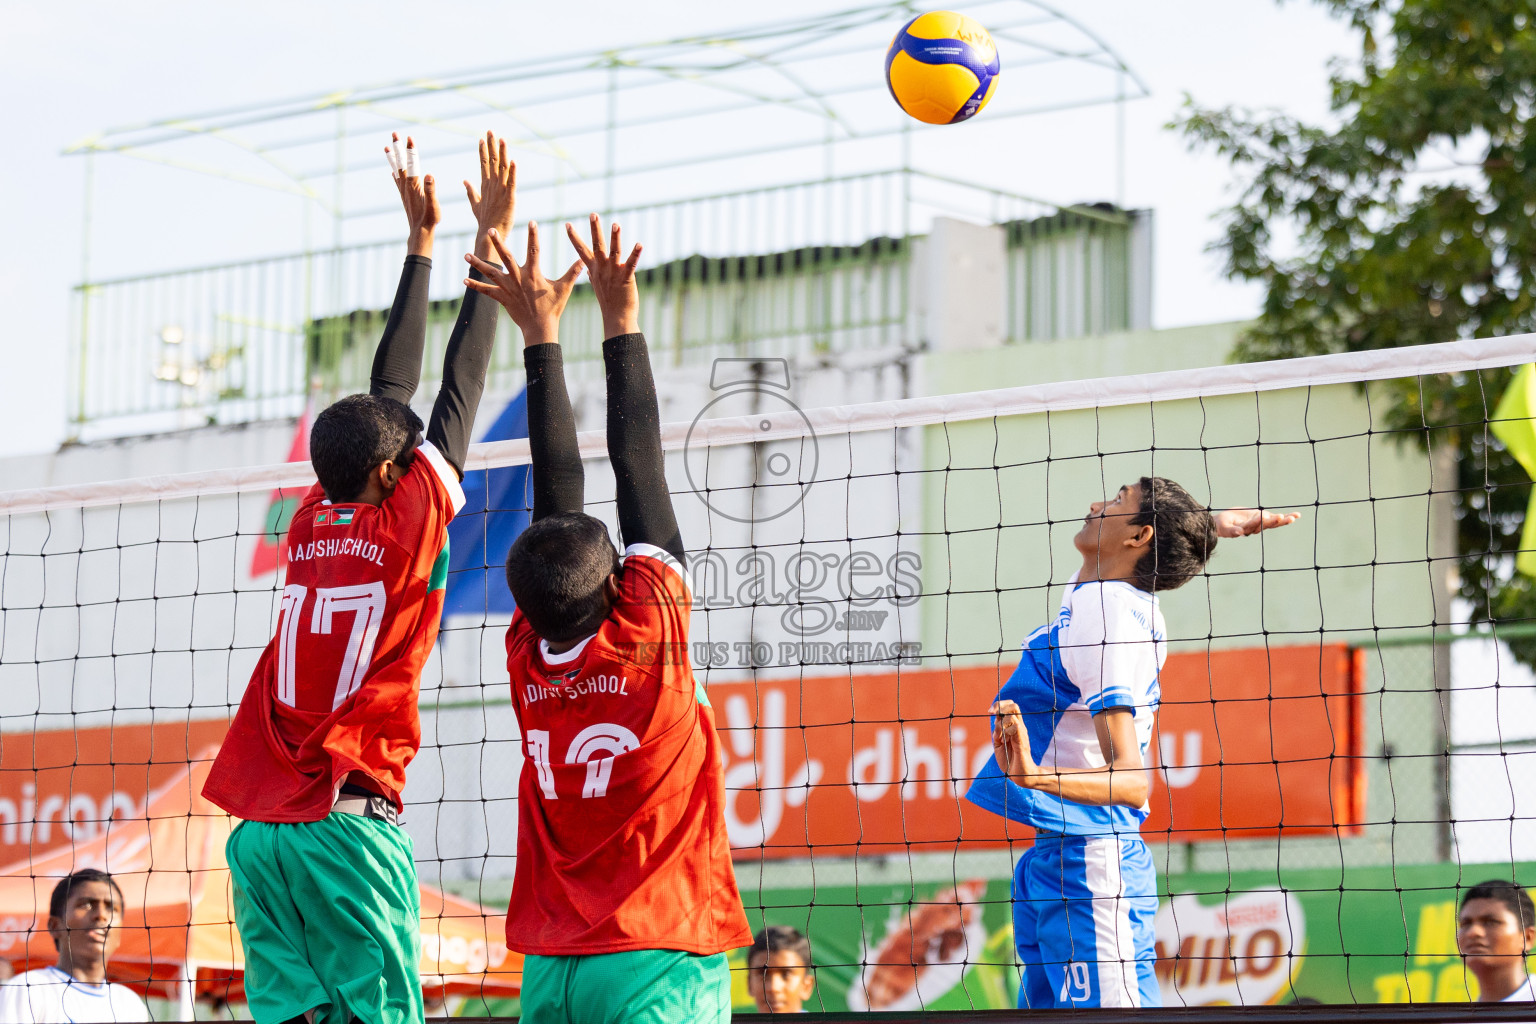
[504,543,753,958]
[965,571,1166,835]
[204,442,465,823]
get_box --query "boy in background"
[1457,879,1536,1003]
[0,869,149,1023]
[747,926,817,1015]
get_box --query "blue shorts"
[1012,833,1160,1009]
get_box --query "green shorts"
[226,814,421,1024]
[520,949,730,1024]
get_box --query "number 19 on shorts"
[1060,961,1091,1004]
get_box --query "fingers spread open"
[478,136,490,184]
[463,180,480,206]
[610,220,621,261]
[385,136,403,176]
[557,259,586,287]
[423,175,436,204]
[404,138,419,179]
[463,277,500,296]
[624,243,643,273]
[498,137,510,181]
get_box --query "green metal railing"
[69,170,1140,437]
[1005,206,1142,342]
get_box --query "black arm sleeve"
[368,255,432,404]
[425,265,500,477]
[604,333,685,565]
[524,343,585,521]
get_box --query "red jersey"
[205,442,464,823]
[503,544,752,956]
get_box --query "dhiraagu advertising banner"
[725,861,1536,1011]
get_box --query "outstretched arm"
[465,219,586,521]
[568,215,684,565]
[1214,507,1302,537]
[425,132,517,477]
[370,134,439,405]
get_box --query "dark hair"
[1129,476,1218,593]
[49,869,125,949]
[1462,879,1536,929]
[309,394,422,502]
[505,513,620,642]
[749,925,812,969]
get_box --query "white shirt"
[967,570,1169,835]
[0,967,149,1024]
[1040,575,1165,786]
[1504,976,1536,1002]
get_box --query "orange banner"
[713,643,1365,859]
[1144,643,1366,842]
[0,720,231,864]
[0,644,1364,868]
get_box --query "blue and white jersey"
[966,572,1166,835]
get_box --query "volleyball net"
[2,335,1535,1016]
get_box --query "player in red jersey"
[203,133,517,1024]
[465,214,752,1023]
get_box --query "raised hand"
[1213,508,1302,538]
[990,699,1040,786]
[566,213,642,338]
[464,224,584,347]
[385,133,439,257]
[464,131,516,262]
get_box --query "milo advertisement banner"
[725,861,1536,1011]
[1159,861,1536,1006]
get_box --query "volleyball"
[884,11,1000,125]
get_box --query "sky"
[0,0,1361,460]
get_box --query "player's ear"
[379,459,405,490]
[1127,524,1154,550]
[604,574,621,603]
[800,967,817,996]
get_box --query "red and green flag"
[249,407,312,578]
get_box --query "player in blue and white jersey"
[966,477,1297,1009]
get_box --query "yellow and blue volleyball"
[884,11,1000,125]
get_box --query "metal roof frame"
[63,0,1148,232]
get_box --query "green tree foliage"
[1176,0,1536,655]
